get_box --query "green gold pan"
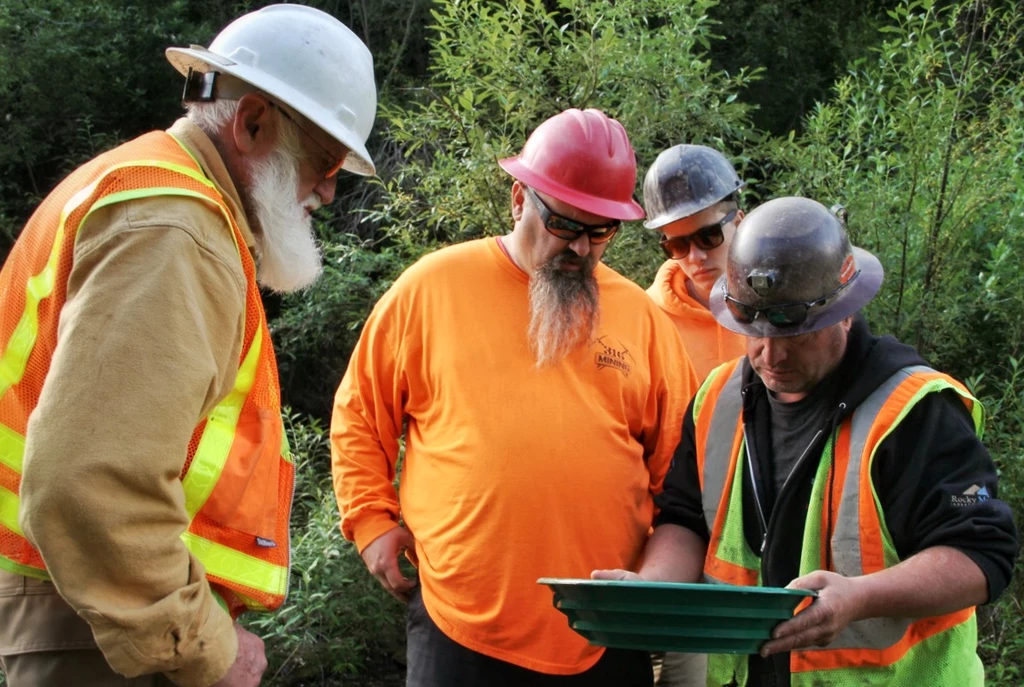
[538,578,817,655]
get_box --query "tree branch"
[382,0,420,93]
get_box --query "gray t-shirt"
[766,374,839,502]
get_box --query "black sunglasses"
[268,101,346,180]
[659,209,738,260]
[526,187,621,244]
[724,273,859,328]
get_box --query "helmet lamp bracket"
[746,269,778,297]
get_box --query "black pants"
[406,587,653,687]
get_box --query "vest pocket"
[198,408,282,541]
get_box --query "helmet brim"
[709,247,884,337]
[499,156,645,221]
[166,46,376,176]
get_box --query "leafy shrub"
[271,230,408,420]
[369,0,760,287]
[0,0,214,254]
[764,0,1024,378]
[974,360,1024,683]
[762,0,1024,676]
[243,411,406,685]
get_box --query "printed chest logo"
[593,336,635,378]
[951,484,990,507]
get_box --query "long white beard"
[248,140,323,293]
[527,251,600,367]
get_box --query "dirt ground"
[271,659,405,686]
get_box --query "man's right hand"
[211,624,267,687]
[361,525,418,602]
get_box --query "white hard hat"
[166,4,377,176]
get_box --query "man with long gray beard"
[0,6,377,687]
[331,108,699,686]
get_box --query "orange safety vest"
[693,359,984,686]
[0,131,293,617]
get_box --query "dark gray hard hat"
[642,144,746,230]
[709,197,884,337]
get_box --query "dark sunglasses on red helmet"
[723,273,859,328]
[526,187,621,244]
[659,209,738,260]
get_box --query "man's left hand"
[759,570,866,657]
[591,569,643,581]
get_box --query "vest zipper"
[759,419,831,581]
[777,429,824,509]
[284,464,295,602]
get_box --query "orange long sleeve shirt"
[647,259,747,381]
[332,237,698,674]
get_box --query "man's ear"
[511,181,526,221]
[231,93,277,157]
[734,208,746,224]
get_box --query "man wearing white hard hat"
[0,5,376,686]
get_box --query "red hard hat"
[499,108,645,221]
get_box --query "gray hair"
[185,99,241,137]
[185,98,307,165]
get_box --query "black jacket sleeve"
[872,388,1018,603]
[654,397,710,542]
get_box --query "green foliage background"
[1,0,1021,684]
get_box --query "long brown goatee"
[528,251,600,367]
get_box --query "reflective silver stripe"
[833,365,934,576]
[701,364,745,533]
[824,365,935,650]
[822,616,912,651]
[703,572,728,585]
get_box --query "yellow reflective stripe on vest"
[180,531,287,596]
[280,418,292,464]
[96,159,219,191]
[0,424,26,476]
[692,361,728,422]
[715,435,761,572]
[0,552,50,580]
[798,433,836,577]
[0,175,117,493]
[0,483,23,536]
[0,181,95,403]
[86,188,223,219]
[182,325,263,518]
[167,132,205,174]
[81,159,242,257]
[880,378,983,444]
[234,590,271,613]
